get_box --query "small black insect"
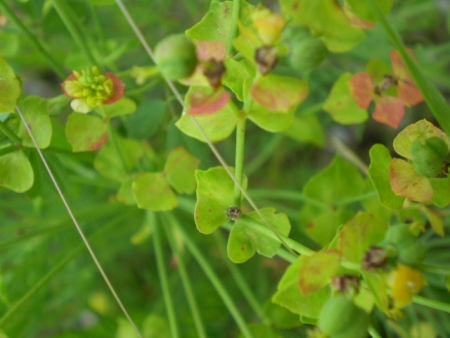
[226,207,242,221]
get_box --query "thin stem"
[115,0,298,261]
[51,0,98,66]
[228,0,241,54]
[233,118,246,207]
[152,213,179,338]
[413,295,450,313]
[15,106,142,338]
[163,214,208,338]
[0,0,65,78]
[213,232,266,321]
[329,135,369,174]
[0,145,17,157]
[248,189,329,209]
[0,120,21,145]
[173,220,255,338]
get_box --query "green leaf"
[94,136,145,182]
[248,102,295,133]
[346,0,392,23]
[320,26,365,53]
[133,172,178,211]
[323,72,368,124]
[284,115,325,147]
[250,74,308,112]
[164,146,200,194]
[125,100,166,139]
[338,212,388,264]
[194,166,246,234]
[222,57,255,102]
[361,179,393,224]
[303,156,365,204]
[227,208,291,263]
[0,58,21,113]
[302,206,354,247]
[362,272,389,313]
[280,0,351,35]
[272,258,331,319]
[176,104,238,144]
[299,250,341,295]
[0,32,19,58]
[0,329,9,338]
[18,96,52,149]
[0,150,33,192]
[142,315,171,338]
[423,207,444,236]
[65,113,109,152]
[186,0,254,43]
[116,177,136,205]
[429,177,450,207]
[263,301,302,329]
[102,97,136,118]
[368,144,405,211]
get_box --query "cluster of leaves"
[2,0,450,337]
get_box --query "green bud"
[318,295,370,338]
[154,34,197,81]
[397,237,426,266]
[411,136,449,178]
[282,26,328,72]
[385,224,414,245]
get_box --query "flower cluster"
[62,66,124,113]
[349,50,424,128]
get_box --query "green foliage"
[2,0,450,337]
[0,58,21,113]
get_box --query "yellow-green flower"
[62,66,125,113]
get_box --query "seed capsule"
[154,34,197,81]
[411,136,449,178]
[318,295,370,338]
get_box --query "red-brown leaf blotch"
[348,72,374,109]
[104,72,125,104]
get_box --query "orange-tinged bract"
[62,66,124,113]
[251,6,286,45]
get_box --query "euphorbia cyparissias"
[62,66,125,113]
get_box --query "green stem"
[213,232,266,321]
[0,246,81,327]
[233,118,246,207]
[418,264,450,276]
[174,221,255,338]
[0,0,65,78]
[228,0,241,54]
[152,213,179,338]
[368,0,450,136]
[108,125,130,173]
[0,119,21,145]
[51,0,98,67]
[0,211,131,328]
[413,295,450,313]
[0,145,17,157]
[248,189,329,209]
[163,214,207,338]
[368,325,383,338]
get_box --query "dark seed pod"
[255,46,278,75]
[154,34,197,81]
[226,207,242,221]
[202,59,226,89]
[361,246,387,271]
